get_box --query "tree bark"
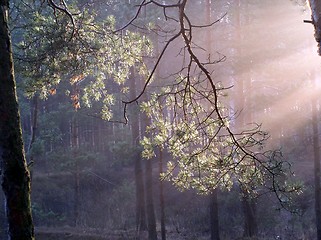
[0,1,34,239]
[311,77,321,240]
[305,2,321,237]
[308,0,321,55]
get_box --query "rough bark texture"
[0,1,35,239]
[308,0,321,55]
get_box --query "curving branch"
[47,0,76,40]
[119,0,299,205]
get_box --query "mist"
[2,0,321,239]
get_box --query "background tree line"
[1,0,321,239]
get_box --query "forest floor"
[36,227,285,239]
[35,227,210,240]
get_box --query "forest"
[1,0,321,239]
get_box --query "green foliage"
[44,148,101,171]
[141,75,300,199]
[15,0,152,120]
[29,139,45,157]
[107,180,136,227]
[11,1,311,238]
[37,109,66,147]
[32,202,66,225]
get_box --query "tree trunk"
[308,2,321,237]
[308,0,321,55]
[27,96,38,157]
[129,69,147,232]
[135,150,147,232]
[311,77,321,240]
[27,96,38,180]
[144,134,157,240]
[141,94,157,240]
[145,157,157,240]
[159,148,166,240]
[242,196,258,238]
[71,111,80,227]
[205,1,221,239]
[210,190,220,240]
[233,0,258,237]
[0,2,34,239]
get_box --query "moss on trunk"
[0,1,35,239]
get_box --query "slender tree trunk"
[153,21,166,240]
[311,77,321,240]
[129,69,147,232]
[27,96,38,157]
[0,2,34,239]
[71,84,81,227]
[27,96,38,180]
[145,156,157,240]
[159,148,166,240]
[210,190,220,240]
[72,115,80,226]
[205,1,221,239]
[141,94,157,240]
[233,0,258,237]
[135,151,147,232]
[242,196,258,238]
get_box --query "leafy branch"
[119,0,301,206]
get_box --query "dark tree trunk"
[145,157,157,240]
[210,190,220,240]
[242,196,258,238]
[71,112,80,227]
[134,150,147,232]
[0,2,34,239]
[308,0,321,55]
[311,77,321,240]
[141,96,157,240]
[159,148,166,240]
[27,96,38,180]
[27,96,38,157]
[308,2,321,237]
